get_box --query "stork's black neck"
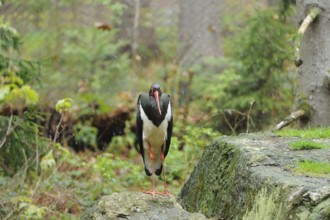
[139,93,170,127]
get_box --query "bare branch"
[222,112,236,134]
[273,109,305,131]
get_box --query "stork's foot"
[158,189,173,198]
[141,189,156,198]
[140,189,172,198]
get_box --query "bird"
[136,83,173,197]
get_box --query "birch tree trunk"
[296,0,330,126]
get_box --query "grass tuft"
[276,127,330,139]
[289,140,329,150]
[295,160,330,177]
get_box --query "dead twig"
[222,111,236,134]
[273,109,305,131]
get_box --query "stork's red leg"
[141,142,157,198]
[141,142,172,198]
[159,151,173,197]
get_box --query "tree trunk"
[178,0,223,108]
[296,0,330,126]
[178,0,222,69]
[116,0,159,62]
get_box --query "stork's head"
[149,83,162,115]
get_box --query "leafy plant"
[0,20,40,108]
[55,98,73,113]
[73,123,98,149]
[40,150,56,173]
[5,196,48,220]
[108,121,135,153]
[19,202,47,220]
[94,153,147,191]
[4,85,39,105]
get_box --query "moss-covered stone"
[179,139,264,219]
[178,134,330,219]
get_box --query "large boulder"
[179,134,330,219]
[81,191,208,220]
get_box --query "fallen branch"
[294,6,321,67]
[273,109,305,131]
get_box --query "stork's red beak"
[153,91,162,115]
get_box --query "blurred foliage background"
[0,0,297,219]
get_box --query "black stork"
[136,83,173,197]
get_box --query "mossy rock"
[178,134,330,219]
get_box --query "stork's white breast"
[139,102,171,149]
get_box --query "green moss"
[294,160,330,177]
[289,140,329,150]
[190,174,204,210]
[275,127,330,139]
[297,99,313,119]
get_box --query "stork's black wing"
[136,95,144,160]
[164,99,173,158]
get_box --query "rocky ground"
[82,133,330,220]
[81,191,208,220]
[179,133,330,219]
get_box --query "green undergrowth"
[0,146,150,219]
[289,140,330,150]
[275,127,330,139]
[294,160,330,177]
